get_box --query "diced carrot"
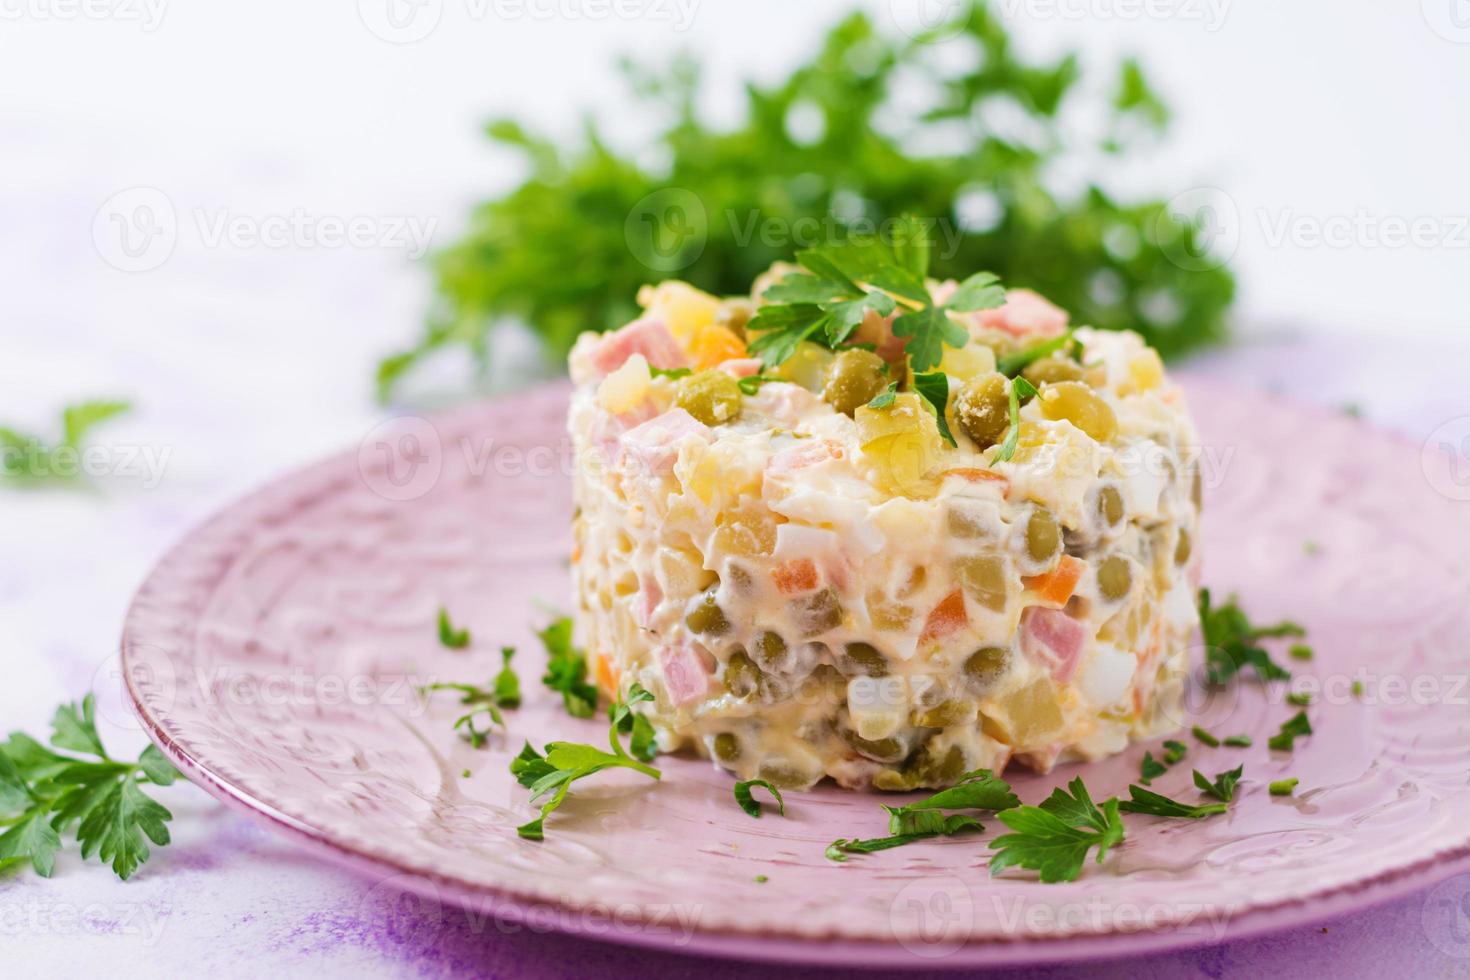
[1023,555,1086,606]
[595,651,619,695]
[688,324,747,370]
[919,590,968,645]
[941,468,1010,496]
[772,558,819,595]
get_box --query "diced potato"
[1125,348,1164,394]
[771,341,834,392]
[638,281,722,342]
[712,503,779,557]
[939,343,996,382]
[847,676,908,741]
[596,353,651,414]
[954,554,1012,612]
[655,546,716,597]
[867,594,914,631]
[984,677,1066,749]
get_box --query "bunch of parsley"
[377,2,1234,401]
[1,696,180,880]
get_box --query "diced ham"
[717,357,763,378]
[750,382,821,426]
[766,438,843,477]
[975,289,1069,338]
[633,574,662,629]
[587,318,689,377]
[656,642,710,706]
[1021,606,1088,683]
[619,408,711,477]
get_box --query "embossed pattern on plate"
[121,377,1470,967]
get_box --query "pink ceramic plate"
[121,377,1470,968]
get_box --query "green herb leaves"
[1193,765,1243,803]
[1268,711,1313,752]
[438,606,471,649]
[992,377,1039,463]
[509,714,661,840]
[1,400,132,485]
[1198,589,1304,684]
[749,218,1001,374]
[733,779,785,819]
[1119,785,1228,820]
[609,683,657,764]
[537,615,599,718]
[911,371,956,447]
[0,695,181,880]
[418,647,523,748]
[989,778,1125,883]
[825,769,1016,862]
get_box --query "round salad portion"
[566,270,1201,791]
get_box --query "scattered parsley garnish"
[1119,785,1228,820]
[1163,740,1188,765]
[1140,752,1168,785]
[1269,778,1300,797]
[537,615,598,718]
[437,607,471,649]
[0,695,181,880]
[1191,726,1221,748]
[911,371,956,447]
[1198,588,1304,685]
[1193,765,1243,803]
[989,777,1125,883]
[754,874,768,883]
[733,779,785,819]
[1288,644,1314,662]
[509,709,661,840]
[609,683,658,764]
[992,376,1039,463]
[1,400,132,486]
[1286,691,1313,707]
[735,374,780,396]
[747,218,1004,372]
[1224,734,1253,748]
[648,366,692,381]
[866,382,898,409]
[825,769,1016,861]
[995,332,1074,377]
[1268,711,1313,752]
[494,647,521,708]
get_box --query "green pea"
[794,587,843,637]
[757,762,813,790]
[1098,485,1124,528]
[913,744,965,786]
[713,732,741,763]
[955,372,1010,448]
[724,650,762,698]
[754,631,787,667]
[913,700,972,728]
[1025,507,1061,565]
[686,589,729,635]
[842,642,889,677]
[1098,555,1132,601]
[964,647,1010,690]
[840,728,904,762]
[822,349,889,416]
[675,370,742,426]
[1022,355,1085,387]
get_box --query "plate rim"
[120,375,1470,968]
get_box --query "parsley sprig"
[747,218,1005,373]
[609,683,658,764]
[989,778,1125,883]
[1199,589,1305,684]
[509,703,661,840]
[537,615,599,718]
[1,400,132,485]
[0,695,181,880]
[824,769,1018,861]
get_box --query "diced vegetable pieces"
[656,643,710,706]
[620,408,711,476]
[595,651,619,695]
[689,324,748,370]
[772,558,819,595]
[1021,606,1087,683]
[918,590,968,645]
[974,289,1068,338]
[1024,555,1086,606]
[588,317,689,375]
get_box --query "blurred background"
[3,1,1469,975]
